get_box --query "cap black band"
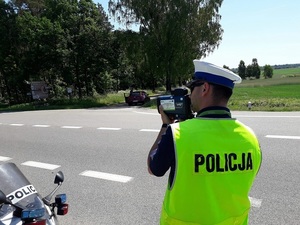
[194,71,234,89]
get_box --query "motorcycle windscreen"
[0,162,44,210]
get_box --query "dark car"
[124,90,150,106]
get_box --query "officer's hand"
[159,105,174,124]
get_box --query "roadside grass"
[1,67,300,112]
[0,93,126,112]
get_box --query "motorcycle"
[0,162,68,225]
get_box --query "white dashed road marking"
[33,125,51,128]
[10,124,24,126]
[61,126,82,129]
[1,154,263,207]
[2,121,162,132]
[133,111,157,115]
[80,170,133,183]
[140,129,159,132]
[0,156,12,161]
[97,127,121,130]
[266,135,300,140]
[21,161,60,170]
[249,196,262,208]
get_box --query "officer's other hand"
[159,105,174,124]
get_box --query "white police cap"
[189,60,242,89]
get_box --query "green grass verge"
[0,93,126,112]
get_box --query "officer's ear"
[202,82,210,93]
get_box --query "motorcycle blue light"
[21,208,45,219]
[55,194,67,204]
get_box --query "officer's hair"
[210,83,233,101]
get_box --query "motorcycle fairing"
[0,162,44,210]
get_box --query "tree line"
[272,63,300,70]
[236,58,273,80]
[0,0,223,104]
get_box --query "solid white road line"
[266,135,300,140]
[61,126,82,129]
[249,196,262,208]
[97,127,121,130]
[21,161,60,170]
[140,129,160,132]
[0,156,12,161]
[10,124,24,126]
[33,125,51,128]
[234,115,300,118]
[80,170,133,183]
[133,111,157,115]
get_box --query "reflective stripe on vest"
[160,118,261,225]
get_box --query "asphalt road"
[0,107,300,225]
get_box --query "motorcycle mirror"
[54,171,64,184]
[43,171,65,206]
[0,190,7,204]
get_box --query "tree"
[0,0,118,103]
[263,65,273,79]
[44,0,115,96]
[0,0,226,103]
[245,58,260,79]
[0,0,25,103]
[108,0,223,91]
[251,58,260,79]
[238,60,246,79]
[245,64,253,79]
[112,30,147,90]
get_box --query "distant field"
[233,84,300,99]
[237,76,300,87]
[273,67,300,78]
[237,67,300,87]
[229,67,300,111]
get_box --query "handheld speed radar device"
[157,88,194,120]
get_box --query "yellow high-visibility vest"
[160,118,262,225]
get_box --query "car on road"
[124,90,150,106]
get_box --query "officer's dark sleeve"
[149,126,175,177]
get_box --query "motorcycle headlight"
[21,208,45,219]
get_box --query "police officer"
[147,60,262,225]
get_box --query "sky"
[95,0,300,68]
